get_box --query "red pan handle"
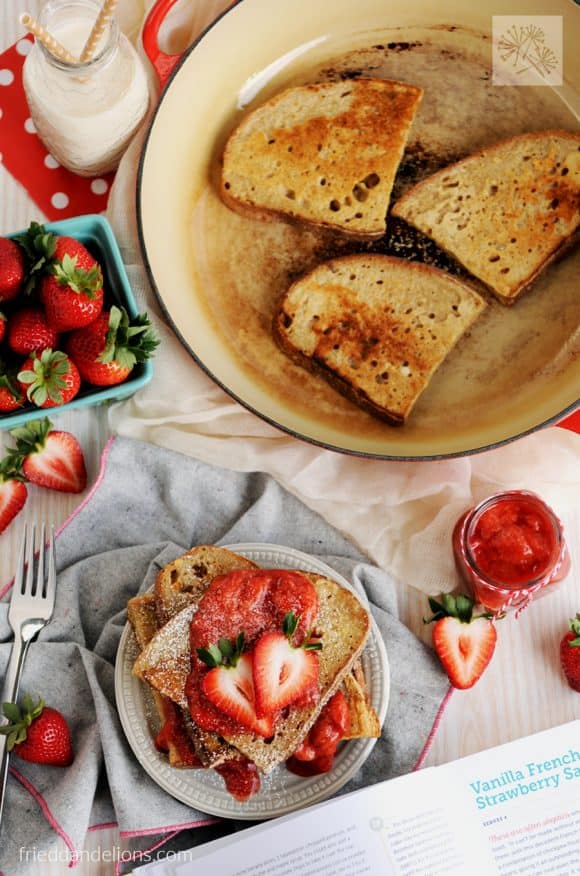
[142,0,183,89]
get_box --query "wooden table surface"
[1,1,579,873]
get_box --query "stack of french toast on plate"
[219,78,579,425]
[128,546,381,801]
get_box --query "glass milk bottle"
[22,0,150,176]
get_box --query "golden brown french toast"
[391,130,580,304]
[154,545,258,625]
[130,547,380,777]
[221,78,422,239]
[273,254,486,425]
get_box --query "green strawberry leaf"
[97,306,160,369]
[2,702,21,722]
[14,222,58,295]
[282,610,299,639]
[455,594,474,623]
[218,637,233,661]
[52,254,102,298]
[424,593,476,625]
[197,644,223,668]
[569,614,580,646]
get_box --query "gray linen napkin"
[0,436,449,874]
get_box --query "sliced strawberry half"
[10,416,87,493]
[425,594,497,690]
[198,636,273,738]
[253,611,321,717]
[0,458,27,534]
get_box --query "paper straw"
[80,0,118,62]
[20,13,78,64]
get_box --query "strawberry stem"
[13,222,57,295]
[17,349,71,406]
[0,455,26,483]
[52,253,102,298]
[197,632,246,668]
[423,593,495,625]
[98,306,159,368]
[568,614,580,647]
[0,695,44,751]
[281,611,322,650]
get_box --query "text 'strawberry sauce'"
[453,491,570,614]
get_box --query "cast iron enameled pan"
[137,0,580,460]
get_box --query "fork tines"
[16,523,56,601]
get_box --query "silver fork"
[0,524,56,827]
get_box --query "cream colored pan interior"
[138,0,580,459]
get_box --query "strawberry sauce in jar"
[453,491,570,613]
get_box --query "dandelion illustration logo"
[492,17,562,86]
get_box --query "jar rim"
[37,0,119,72]
[464,490,563,591]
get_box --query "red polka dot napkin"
[0,35,114,222]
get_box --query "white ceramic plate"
[115,543,389,819]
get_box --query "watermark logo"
[492,16,563,86]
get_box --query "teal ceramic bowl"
[1,214,153,429]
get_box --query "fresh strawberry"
[40,236,103,331]
[7,307,59,356]
[14,221,57,295]
[0,363,24,413]
[17,348,81,408]
[0,311,5,344]
[10,416,87,493]
[0,457,27,534]
[424,594,497,690]
[198,635,273,737]
[253,611,321,717]
[66,305,159,386]
[0,237,25,302]
[0,695,73,766]
[560,614,580,692]
[16,222,104,332]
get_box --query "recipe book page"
[134,720,580,876]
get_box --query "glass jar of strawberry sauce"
[453,491,570,614]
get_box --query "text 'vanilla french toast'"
[221,78,423,239]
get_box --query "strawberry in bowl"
[18,222,105,333]
[7,307,59,357]
[66,306,159,386]
[17,349,81,409]
[0,215,157,427]
[0,237,25,303]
